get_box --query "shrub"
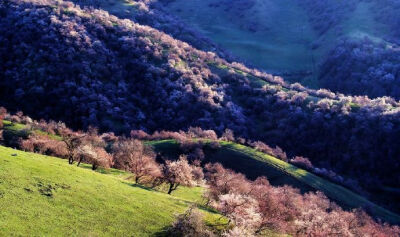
[249,141,288,161]
[221,129,235,142]
[222,226,254,237]
[9,115,21,124]
[168,207,215,237]
[0,107,6,129]
[208,141,221,150]
[76,144,112,170]
[130,130,150,140]
[19,135,68,158]
[187,127,218,140]
[290,156,313,170]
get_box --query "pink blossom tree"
[163,156,203,194]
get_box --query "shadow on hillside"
[151,141,314,194]
[204,148,314,194]
[78,163,127,176]
[153,226,170,237]
[121,181,155,192]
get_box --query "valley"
[161,0,391,87]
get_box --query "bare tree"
[112,139,161,183]
[60,129,85,165]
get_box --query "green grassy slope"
[2,120,62,140]
[162,0,389,87]
[163,0,315,74]
[149,139,400,224]
[0,145,220,236]
[2,121,399,224]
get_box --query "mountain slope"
[2,0,400,207]
[160,0,395,87]
[0,145,220,235]
[160,0,316,76]
[0,0,245,133]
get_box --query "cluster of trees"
[9,115,202,194]
[3,0,400,212]
[320,38,400,99]
[171,163,400,236]
[111,137,204,194]
[1,109,399,235]
[229,74,400,203]
[296,0,357,36]
[20,127,113,170]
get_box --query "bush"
[168,207,215,237]
[290,156,313,170]
[19,135,68,158]
[0,107,6,129]
[76,145,113,170]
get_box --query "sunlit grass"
[0,146,221,236]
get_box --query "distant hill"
[160,0,400,93]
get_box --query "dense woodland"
[0,0,242,133]
[72,0,235,60]
[320,38,400,99]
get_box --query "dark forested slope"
[0,0,246,133]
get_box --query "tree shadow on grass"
[152,226,171,237]
[121,181,155,192]
[77,163,128,176]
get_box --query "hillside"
[1,112,399,235]
[149,139,400,224]
[160,0,317,79]
[159,0,400,96]
[160,0,387,81]
[3,119,400,224]
[2,0,400,235]
[2,0,400,214]
[0,145,221,235]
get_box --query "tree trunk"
[167,182,174,195]
[68,156,74,165]
[135,176,140,184]
[92,163,98,170]
[77,157,82,167]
